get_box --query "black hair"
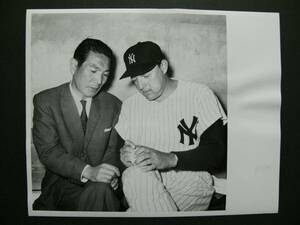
[73,38,113,67]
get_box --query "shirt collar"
[69,81,92,103]
[69,81,92,117]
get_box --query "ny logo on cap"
[128,53,136,64]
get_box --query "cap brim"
[119,63,157,80]
[119,71,131,80]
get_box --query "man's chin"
[143,92,164,102]
[139,91,159,101]
[84,88,101,98]
[143,94,156,101]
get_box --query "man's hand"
[82,163,120,183]
[134,146,178,172]
[120,140,136,167]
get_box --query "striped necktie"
[80,100,88,134]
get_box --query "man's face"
[72,51,110,98]
[131,64,166,101]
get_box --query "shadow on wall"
[163,51,174,78]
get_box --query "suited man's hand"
[83,163,120,183]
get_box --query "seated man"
[32,38,122,211]
[115,41,227,211]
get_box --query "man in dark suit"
[32,38,123,211]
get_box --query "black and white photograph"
[26,9,281,217]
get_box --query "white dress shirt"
[69,82,92,183]
[69,82,92,118]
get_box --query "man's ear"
[160,59,168,74]
[70,58,78,75]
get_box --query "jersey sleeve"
[114,101,130,141]
[172,84,228,172]
[173,119,227,172]
[196,86,227,135]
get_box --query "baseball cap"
[120,41,163,79]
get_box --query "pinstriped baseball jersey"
[116,80,227,211]
[116,80,227,153]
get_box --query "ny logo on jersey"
[128,53,136,64]
[177,116,198,145]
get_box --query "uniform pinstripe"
[116,80,227,211]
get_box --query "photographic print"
[26,9,280,217]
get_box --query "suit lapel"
[60,84,84,146]
[84,95,103,149]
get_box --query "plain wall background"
[30,12,227,107]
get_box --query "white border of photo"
[26,8,281,217]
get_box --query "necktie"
[80,100,88,134]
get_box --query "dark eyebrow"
[89,64,100,70]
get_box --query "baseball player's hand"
[134,146,178,172]
[120,140,136,167]
[83,163,120,183]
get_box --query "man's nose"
[94,73,103,85]
[136,77,146,90]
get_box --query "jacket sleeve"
[173,119,227,173]
[101,126,124,170]
[32,94,86,181]
[101,101,125,171]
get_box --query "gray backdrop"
[31,12,227,107]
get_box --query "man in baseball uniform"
[115,41,227,211]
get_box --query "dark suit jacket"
[32,82,122,207]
